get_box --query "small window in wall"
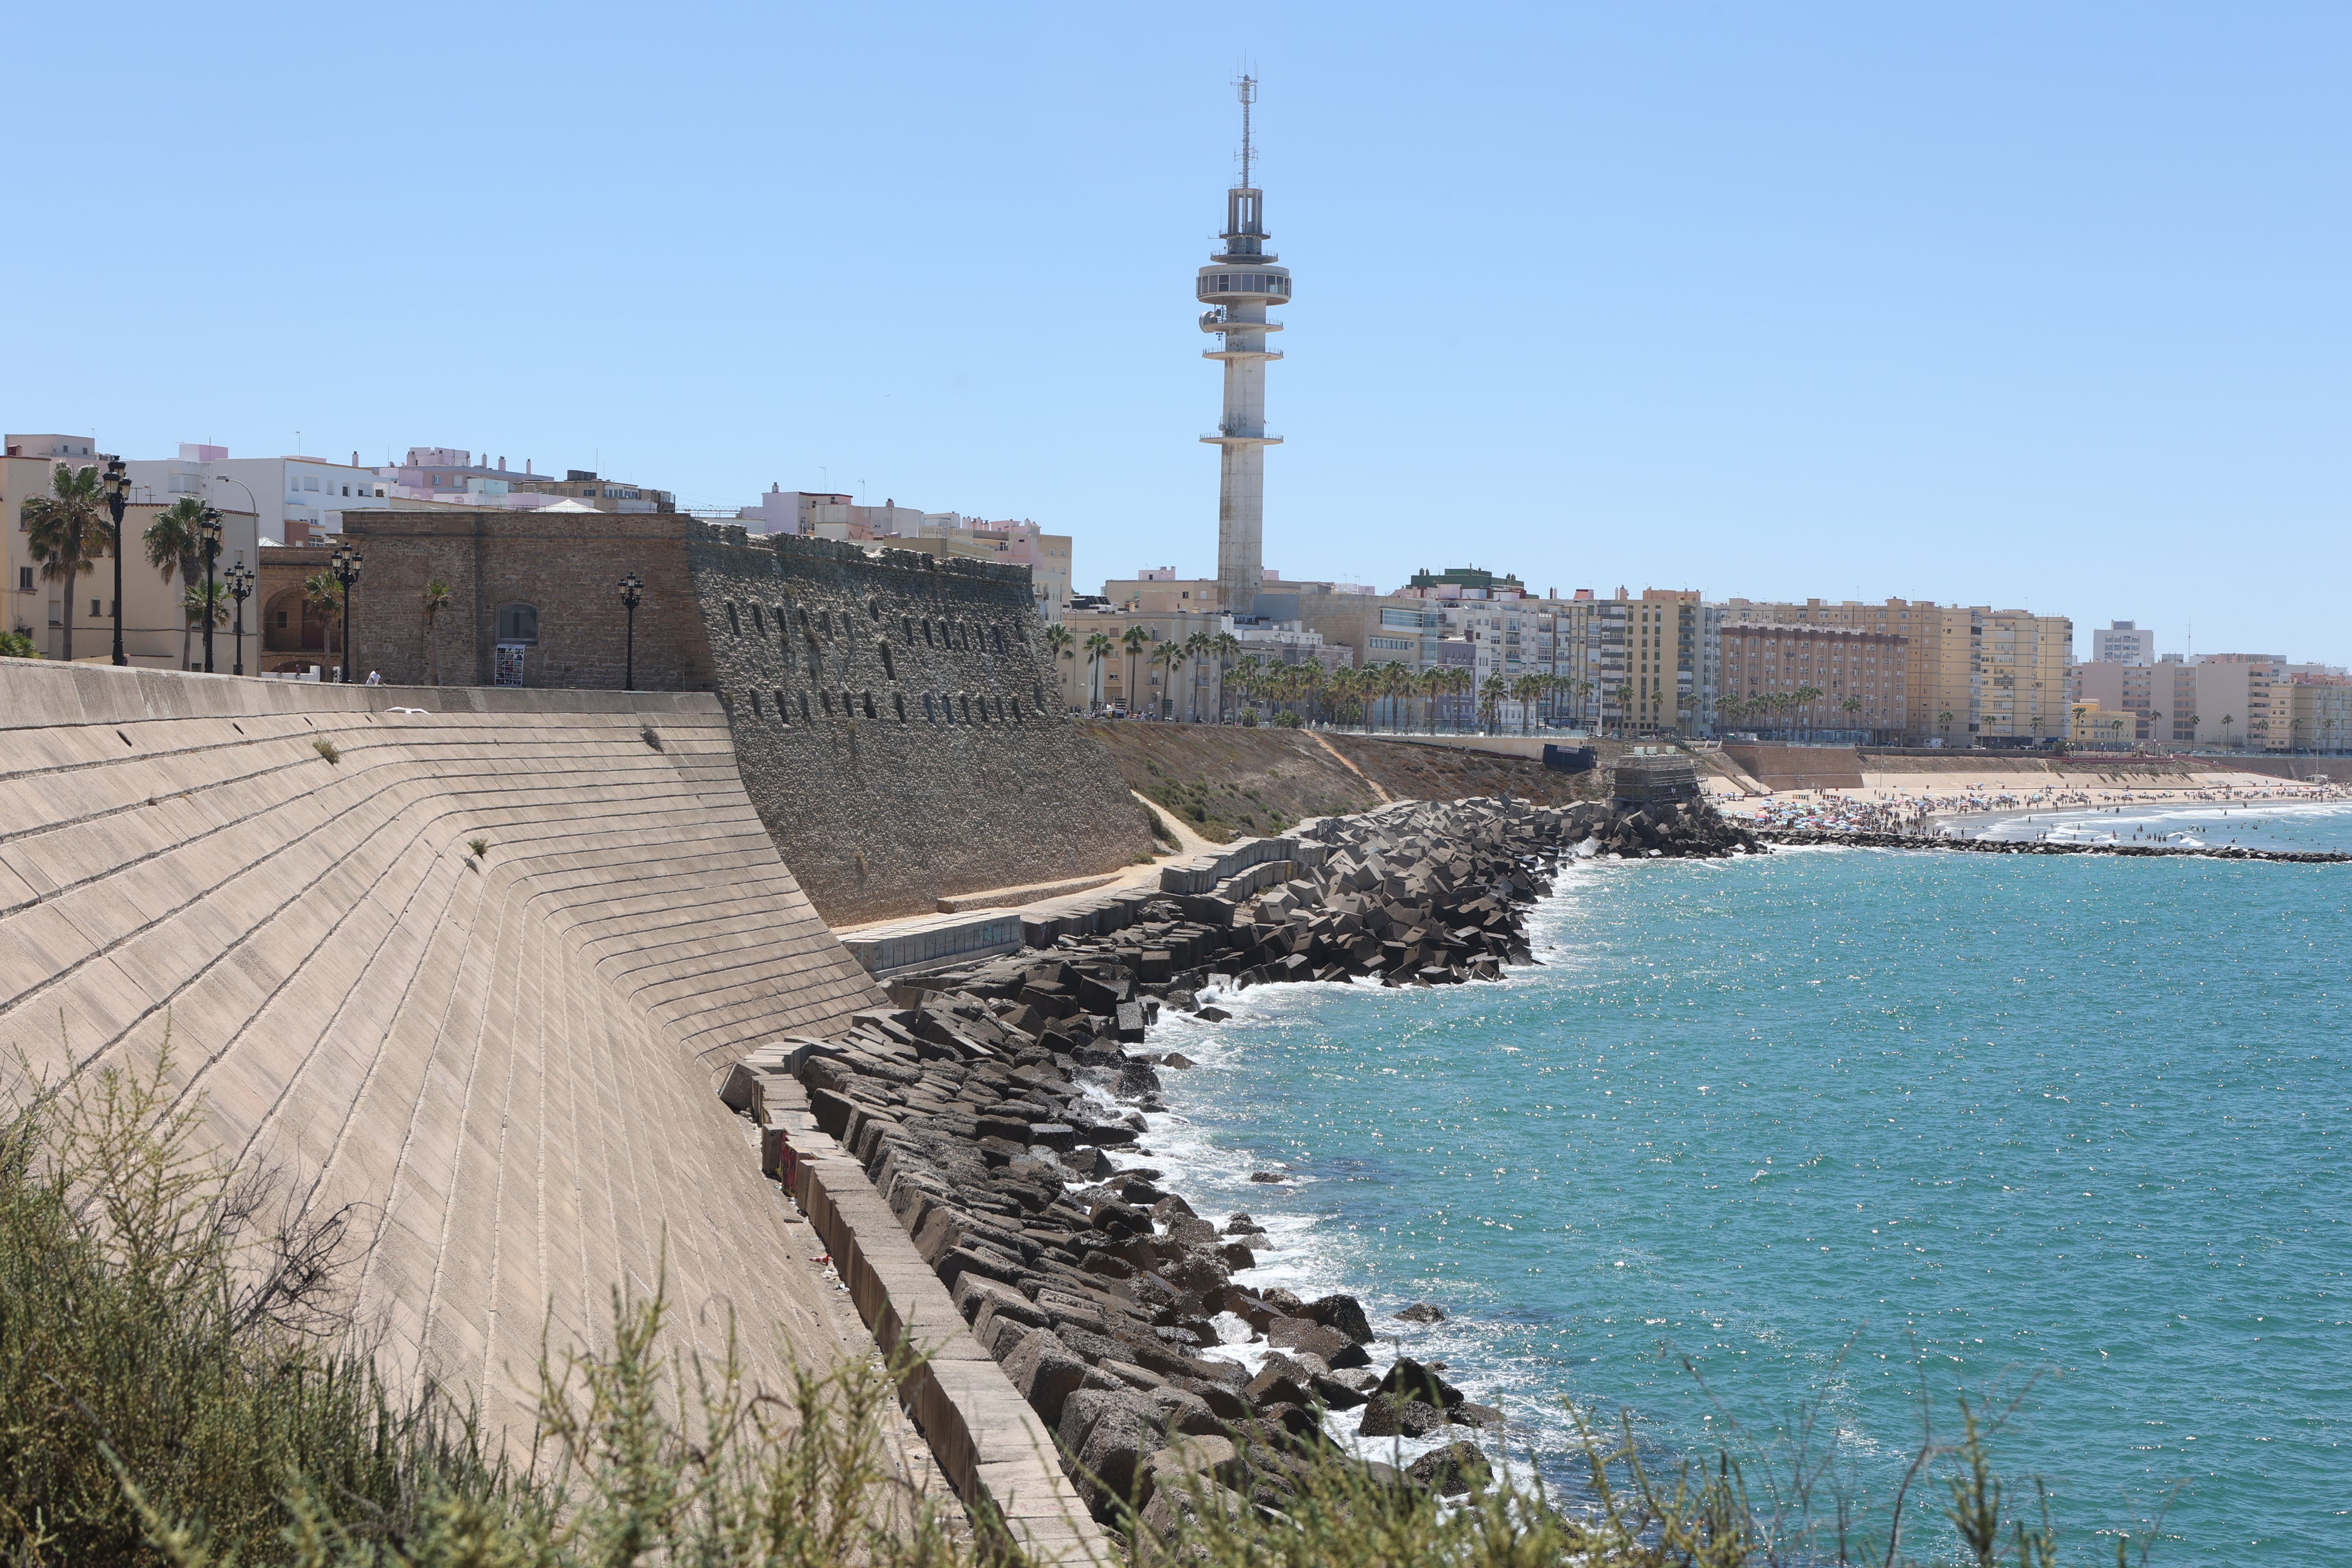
[798,692,810,721]
[725,602,741,636]
[923,692,936,721]
[868,599,881,621]
[901,616,914,641]
[961,694,974,723]
[921,621,934,647]
[862,692,876,719]
[774,689,789,723]
[750,604,765,636]
[749,689,763,718]
[773,606,788,646]
[878,643,894,680]
[893,692,905,721]
[1012,697,1023,721]
[495,603,540,643]
[805,643,820,680]
[992,626,1006,654]
[820,691,833,716]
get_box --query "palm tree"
[1478,673,1507,732]
[1716,694,1743,733]
[422,579,453,686]
[1120,625,1152,714]
[1841,694,1863,737]
[1514,674,1546,735]
[1937,708,1955,741]
[144,496,208,671]
[1084,631,1115,711]
[22,464,109,664]
[1210,631,1240,721]
[183,580,230,651]
[1179,631,1210,721]
[1152,640,1184,718]
[1675,689,1701,736]
[2220,713,2236,750]
[304,573,344,670]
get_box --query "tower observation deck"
[1198,76,1288,618]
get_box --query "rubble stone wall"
[688,525,1153,924]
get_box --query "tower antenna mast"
[1237,74,1256,190]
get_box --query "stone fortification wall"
[689,524,1152,924]
[0,662,887,1446]
[338,511,711,691]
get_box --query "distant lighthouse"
[1197,76,1289,619]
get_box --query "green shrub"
[311,738,340,763]
[0,630,39,659]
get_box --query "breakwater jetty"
[1756,827,2351,865]
[729,795,1754,1549]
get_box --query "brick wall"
[340,511,709,691]
[689,524,1153,923]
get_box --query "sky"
[8,3,2347,663]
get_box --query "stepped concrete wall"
[0,662,888,1441]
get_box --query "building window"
[893,692,906,721]
[863,692,876,719]
[750,603,765,636]
[749,689,763,718]
[15,567,28,592]
[878,643,894,680]
[725,602,740,636]
[494,603,540,643]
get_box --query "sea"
[1132,800,2350,1563]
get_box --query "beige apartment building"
[2264,674,2352,753]
[6,435,260,665]
[1718,621,1908,740]
[2073,658,2200,744]
[1723,597,2070,743]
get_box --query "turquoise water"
[1141,803,2351,1562]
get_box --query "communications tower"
[1197,76,1289,618]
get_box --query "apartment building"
[1722,598,2070,743]
[2264,674,2352,753]
[124,444,389,544]
[912,518,1074,620]
[1718,621,1908,741]
[2090,620,2156,665]
[1552,591,1632,730]
[1977,609,2074,743]
[2073,657,2199,744]
[3,434,259,665]
[382,449,674,514]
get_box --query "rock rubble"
[1756,827,2350,864]
[734,795,1758,1546]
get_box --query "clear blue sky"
[10,3,2347,662]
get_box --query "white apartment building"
[2091,620,2156,665]
[124,444,390,544]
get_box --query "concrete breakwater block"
[725,793,1762,1550]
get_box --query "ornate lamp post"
[197,504,224,673]
[103,457,129,666]
[224,562,254,676]
[329,542,363,682]
[618,571,644,691]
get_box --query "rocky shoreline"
[728,796,1757,1547]
[1756,827,2351,864]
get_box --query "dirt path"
[1308,729,1395,803]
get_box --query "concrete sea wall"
[0,662,889,1441]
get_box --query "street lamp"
[618,571,644,691]
[224,562,254,677]
[197,504,224,674]
[103,457,129,667]
[329,542,363,682]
